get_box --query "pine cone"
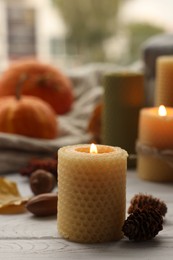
[128,193,167,217]
[122,208,163,241]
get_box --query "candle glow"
[158,105,167,117]
[138,106,173,149]
[90,143,98,154]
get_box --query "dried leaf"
[0,178,29,214]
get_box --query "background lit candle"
[58,144,128,243]
[137,105,173,182]
[138,105,173,149]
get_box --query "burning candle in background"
[102,71,144,167]
[138,105,173,149]
[137,105,173,182]
[155,56,173,106]
[57,144,128,243]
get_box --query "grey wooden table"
[0,170,172,260]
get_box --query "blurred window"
[7,5,36,59]
[50,37,65,56]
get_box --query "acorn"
[26,193,58,217]
[30,169,56,195]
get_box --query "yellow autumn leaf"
[0,178,29,214]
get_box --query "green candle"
[102,71,144,167]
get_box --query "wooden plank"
[0,201,172,238]
[0,171,172,239]
[0,236,173,260]
[0,214,58,239]
[0,171,172,259]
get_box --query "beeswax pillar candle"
[137,106,173,182]
[155,56,173,106]
[58,144,128,243]
[102,71,144,167]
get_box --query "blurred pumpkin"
[0,60,74,115]
[0,96,58,139]
[88,102,102,143]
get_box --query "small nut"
[26,193,57,217]
[30,169,56,195]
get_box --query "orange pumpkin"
[0,60,74,115]
[0,96,58,139]
[88,102,102,143]
[88,102,103,138]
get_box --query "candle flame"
[90,143,98,154]
[158,105,167,116]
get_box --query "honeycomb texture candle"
[155,56,173,106]
[58,144,128,243]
